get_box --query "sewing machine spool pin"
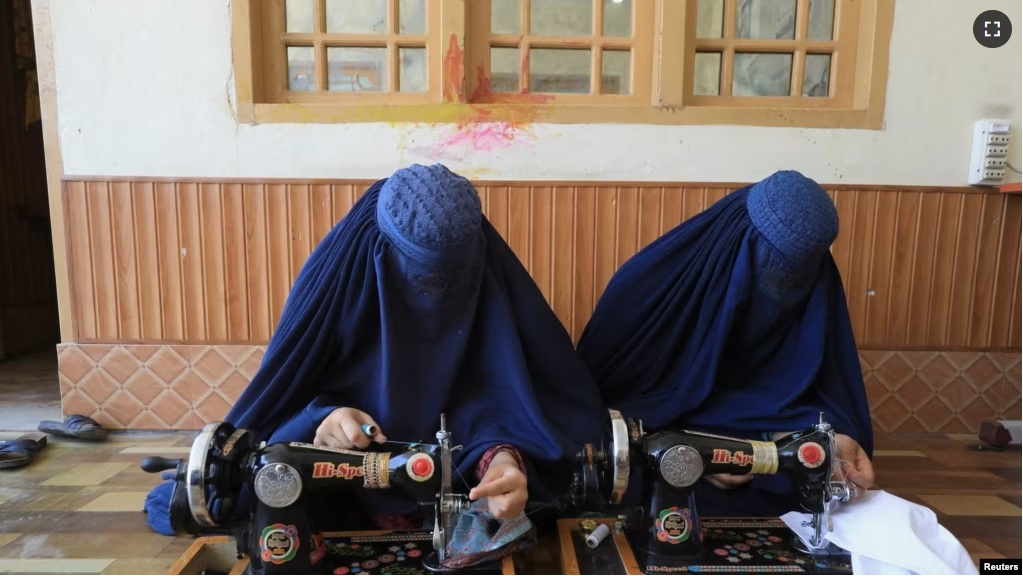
[425,413,469,573]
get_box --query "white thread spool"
[585,523,610,548]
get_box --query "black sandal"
[38,414,109,441]
[0,433,48,469]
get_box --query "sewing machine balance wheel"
[183,421,252,529]
[601,409,633,506]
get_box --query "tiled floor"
[0,430,1018,574]
[0,352,63,432]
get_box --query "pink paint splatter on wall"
[405,121,537,163]
[441,121,525,151]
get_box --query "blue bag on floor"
[143,473,176,536]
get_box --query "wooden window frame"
[233,0,894,128]
[464,0,655,107]
[259,0,442,104]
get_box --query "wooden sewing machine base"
[558,517,853,575]
[169,530,516,575]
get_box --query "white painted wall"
[47,0,1022,185]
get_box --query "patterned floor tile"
[872,449,926,457]
[961,537,1006,566]
[99,558,175,574]
[0,512,149,534]
[983,537,1023,559]
[0,558,115,574]
[919,495,1022,516]
[117,446,189,454]
[9,491,105,513]
[0,532,172,560]
[41,463,132,487]
[76,492,148,512]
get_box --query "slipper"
[0,433,48,470]
[38,414,109,441]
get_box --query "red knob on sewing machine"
[407,452,435,482]
[798,442,825,469]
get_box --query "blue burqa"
[576,171,872,517]
[145,164,604,533]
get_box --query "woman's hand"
[468,451,528,519]
[834,433,875,496]
[314,407,387,449]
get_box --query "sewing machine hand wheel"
[600,409,634,506]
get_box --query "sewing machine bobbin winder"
[562,409,856,575]
[143,414,513,575]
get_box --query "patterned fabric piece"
[440,499,533,570]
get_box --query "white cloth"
[781,490,977,575]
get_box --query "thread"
[585,524,611,548]
[749,440,779,475]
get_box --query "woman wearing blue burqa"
[576,170,875,517]
[145,164,604,548]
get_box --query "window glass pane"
[400,47,427,92]
[285,0,314,33]
[326,0,387,34]
[490,47,520,93]
[399,0,427,34]
[693,52,721,96]
[531,0,592,36]
[808,0,835,40]
[491,0,520,34]
[529,48,591,94]
[327,47,388,91]
[287,46,315,91]
[601,49,631,94]
[733,52,792,96]
[803,54,830,97]
[696,0,723,39]
[603,0,632,37]
[735,0,796,40]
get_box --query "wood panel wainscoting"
[57,178,1022,433]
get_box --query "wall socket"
[969,119,1012,186]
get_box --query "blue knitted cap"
[747,170,838,269]
[377,164,483,266]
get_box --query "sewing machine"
[568,409,855,574]
[142,414,480,575]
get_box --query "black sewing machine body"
[573,410,854,573]
[143,415,472,575]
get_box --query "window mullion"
[315,40,327,91]
[720,0,736,97]
[592,0,603,95]
[656,0,686,106]
[790,0,810,97]
[521,0,532,94]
